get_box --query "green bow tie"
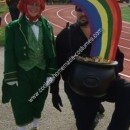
[28,20,42,27]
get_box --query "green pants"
[11,67,48,126]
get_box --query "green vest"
[18,23,46,71]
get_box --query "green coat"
[4,15,57,82]
[2,15,57,103]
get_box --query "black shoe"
[91,112,104,130]
[98,104,105,114]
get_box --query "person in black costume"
[50,6,130,130]
[6,0,20,21]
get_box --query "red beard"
[25,10,42,22]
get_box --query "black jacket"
[6,0,19,8]
[50,23,124,94]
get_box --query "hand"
[52,94,63,112]
[7,81,18,86]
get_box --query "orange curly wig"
[17,0,45,21]
[18,0,45,13]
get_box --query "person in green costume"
[2,0,57,130]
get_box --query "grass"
[0,27,5,46]
[121,6,130,22]
[0,3,8,16]
[0,2,7,46]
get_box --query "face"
[27,2,41,18]
[75,7,89,26]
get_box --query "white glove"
[45,77,55,86]
[7,81,18,86]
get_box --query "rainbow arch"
[71,0,122,60]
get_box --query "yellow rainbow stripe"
[88,0,108,59]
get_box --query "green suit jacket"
[2,15,57,103]
[4,15,57,82]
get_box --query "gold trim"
[48,68,56,70]
[18,21,29,45]
[5,78,18,82]
[4,71,17,75]
[51,28,56,57]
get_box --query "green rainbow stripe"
[106,0,122,60]
[99,0,113,59]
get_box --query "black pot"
[68,58,118,97]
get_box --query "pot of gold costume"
[68,57,118,97]
[69,0,122,97]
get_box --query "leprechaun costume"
[2,0,57,128]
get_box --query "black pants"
[9,7,20,21]
[64,78,130,130]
